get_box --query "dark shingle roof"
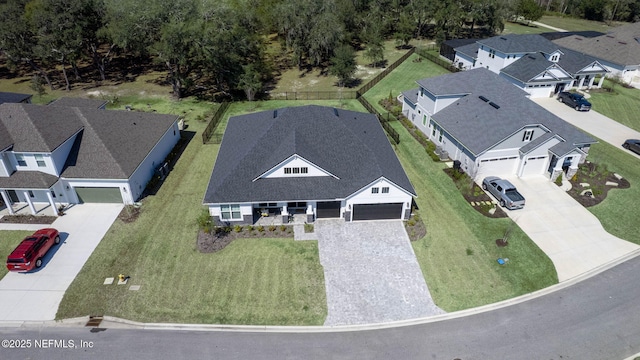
[402,88,419,105]
[0,103,84,152]
[48,97,108,109]
[204,105,415,204]
[501,53,572,83]
[454,42,480,59]
[553,22,640,67]
[556,46,606,74]
[61,109,178,179]
[477,34,560,54]
[0,92,32,105]
[423,68,594,156]
[0,171,59,189]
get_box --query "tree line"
[0,0,634,99]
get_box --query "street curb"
[2,248,639,333]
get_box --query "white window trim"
[220,204,242,220]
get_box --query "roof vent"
[606,35,615,38]
[528,55,536,60]
[500,37,507,40]
[489,102,500,109]
[333,108,339,117]
[479,95,490,102]
[618,41,627,45]
[273,110,278,118]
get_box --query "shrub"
[257,225,265,232]
[304,223,314,233]
[197,209,212,232]
[268,225,276,232]
[426,143,440,162]
[279,225,287,232]
[555,174,563,186]
[247,225,254,232]
[233,225,243,232]
[466,248,474,256]
[407,219,416,227]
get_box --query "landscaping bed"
[197,225,294,253]
[404,211,427,241]
[443,168,507,218]
[565,161,630,207]
[0,214,57,224]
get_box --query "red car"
[6,228,60,272]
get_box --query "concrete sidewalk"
[504,175,639,282]
[0,204,123,321]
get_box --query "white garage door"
[476,156,518,179]
[521,156,548,177]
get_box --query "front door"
[554,83,564,94]
[547,155,558,177]
[7,190,19,203]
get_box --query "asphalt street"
[2,252,639,360]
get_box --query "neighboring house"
[0,99,181,215]
[452,34,609,98]
[0,92,32,105]
[401,68,596,182]
[553,22,640,85]
[203,105,416,225]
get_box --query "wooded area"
[0,0,637,99]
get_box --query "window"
[293,167,300,174]
[284,168,292,174]
[382,187,389,194]
[551,55,558,62]
[284,166,308,175]
[438,129,443,143]
[371,187,379,194]
[301,167,308,174]
[34,154,45,167]
[422,115,427,126]
[432,126,436,137]
[220,204,241,220]
[50,190,56,198]
[489,49,495,59]
[28,190,34,198]
[522,130,534,142]
[15,154,26,167]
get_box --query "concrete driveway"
[315,219,444,326]
[0,204,123,322]
[532,97,640,159]
[503,175,639,282]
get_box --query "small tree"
[394,15,414,48]
[329,44,357,87]
[517,0,544,23]
[237,64,262,101]
[30,74,46,98]
[365,39,385,67]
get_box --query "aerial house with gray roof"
[0,98,180,215]
[203,105,416,224]
[401,68,596,182]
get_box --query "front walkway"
[316,219,444,326]
[503,175,639,282]
[0,203,123,321]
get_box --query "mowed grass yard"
[360,57,556,310]
[57,100,363,325]
[0,231,33,279]
[589,80,640,133]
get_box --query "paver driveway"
[502,176,639,282]
[316,219,444,326]
[0,204,123,321]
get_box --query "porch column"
[306,204,314,223]
[281,205,289,223]
[0,190,14,215]
[588,77,595,88]
[598,76,605,88]
[578,77,585,88]
[46,190,58,216]
[23,190,36,215]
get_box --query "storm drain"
[85,315,103,327]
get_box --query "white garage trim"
[476,156,518,179]
[520,155,548,177]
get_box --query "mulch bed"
[405,213,427,241]
[197,226,294,253]
[443,168,508,218]
[565,162,630,207]
[118,205,142,223]
[0,214,57,224]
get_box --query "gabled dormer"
[545,50,564,63]
[255,154,338,180]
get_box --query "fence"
[357,96,400,145]
[267,90,358,101]
[415,47,460,73]
[202,100,230,144]
[357,47,416,96]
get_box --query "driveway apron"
[0,204,123,321]
[504,176,639,282]
[316,219,444,326]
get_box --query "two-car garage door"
[75,187,123,203]
[352,203,403,221]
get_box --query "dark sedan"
[557,91,591,111]
[623,139,640,155]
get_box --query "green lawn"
[0,231,33,279]
[588,81,640,133]
[586,141,640,244]
[362,53,450,114]
[502,21,550,35]
[390,121,557,311]
[57,100,363,325]
[538,15,620,32]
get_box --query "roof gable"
[478,34,560,54]
[256,154,338,180]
